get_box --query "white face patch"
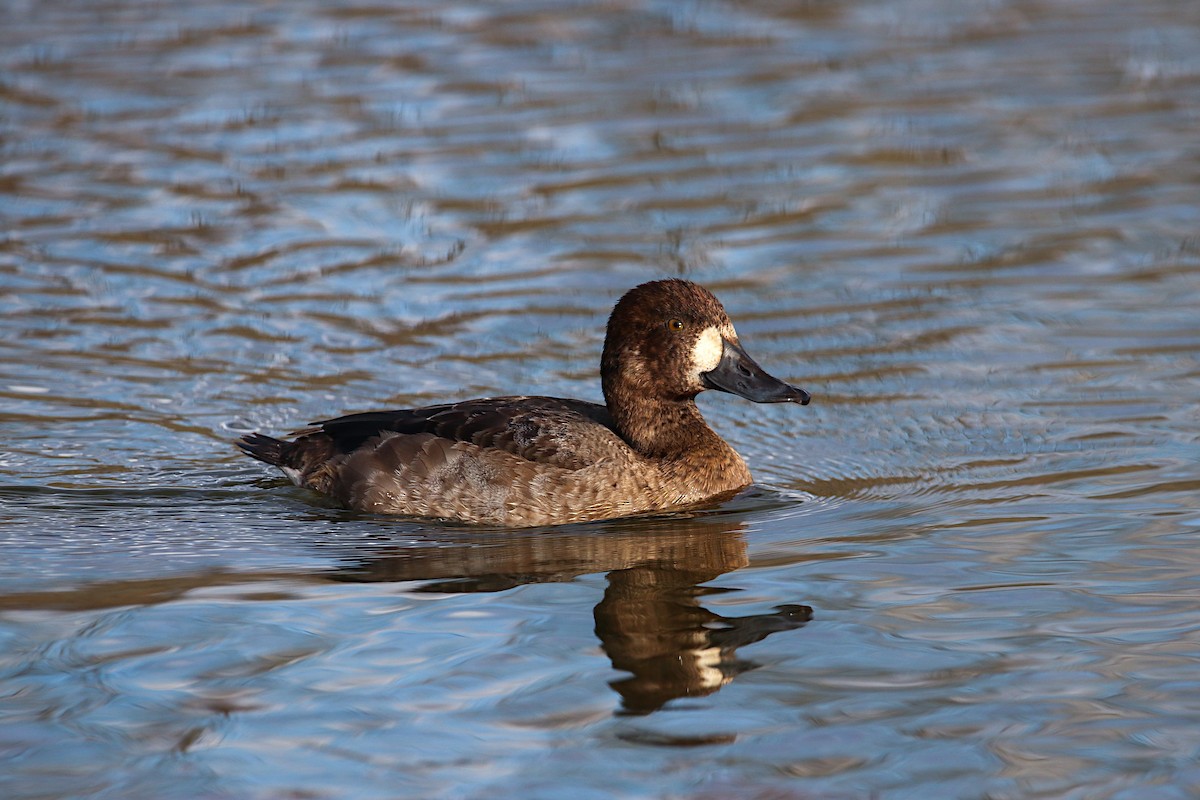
[690,325,726,376]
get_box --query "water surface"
[2,1,1199,797]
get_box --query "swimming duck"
[237,279,810,527]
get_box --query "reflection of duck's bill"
[702,338,811,405]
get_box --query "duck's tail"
[235,433,292,467]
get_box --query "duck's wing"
[294,395,630,471]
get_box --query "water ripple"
[3,0,1200,797]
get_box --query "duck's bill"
[702,339,811,405]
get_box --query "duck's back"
[305,396,624,470]
[238,396,695,526]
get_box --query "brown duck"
[237,279,811,527]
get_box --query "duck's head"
[601,279,811,409]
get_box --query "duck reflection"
[333,512,812,715]
[1,510,812,716]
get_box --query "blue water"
[2,1,1199,797]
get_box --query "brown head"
[600,279,810,454]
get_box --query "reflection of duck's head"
[591,522,813,717]
[601,591,813,717]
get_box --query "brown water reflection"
[336,518,812,717]
[595,562,810,718]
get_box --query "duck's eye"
[667,318,685,332]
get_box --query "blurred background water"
[2,0,1199,797]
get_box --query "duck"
[236,279,811,527]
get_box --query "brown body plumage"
[236,279,810,527]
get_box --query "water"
[2,0,1199,797]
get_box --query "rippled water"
[3,0,1199,797]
